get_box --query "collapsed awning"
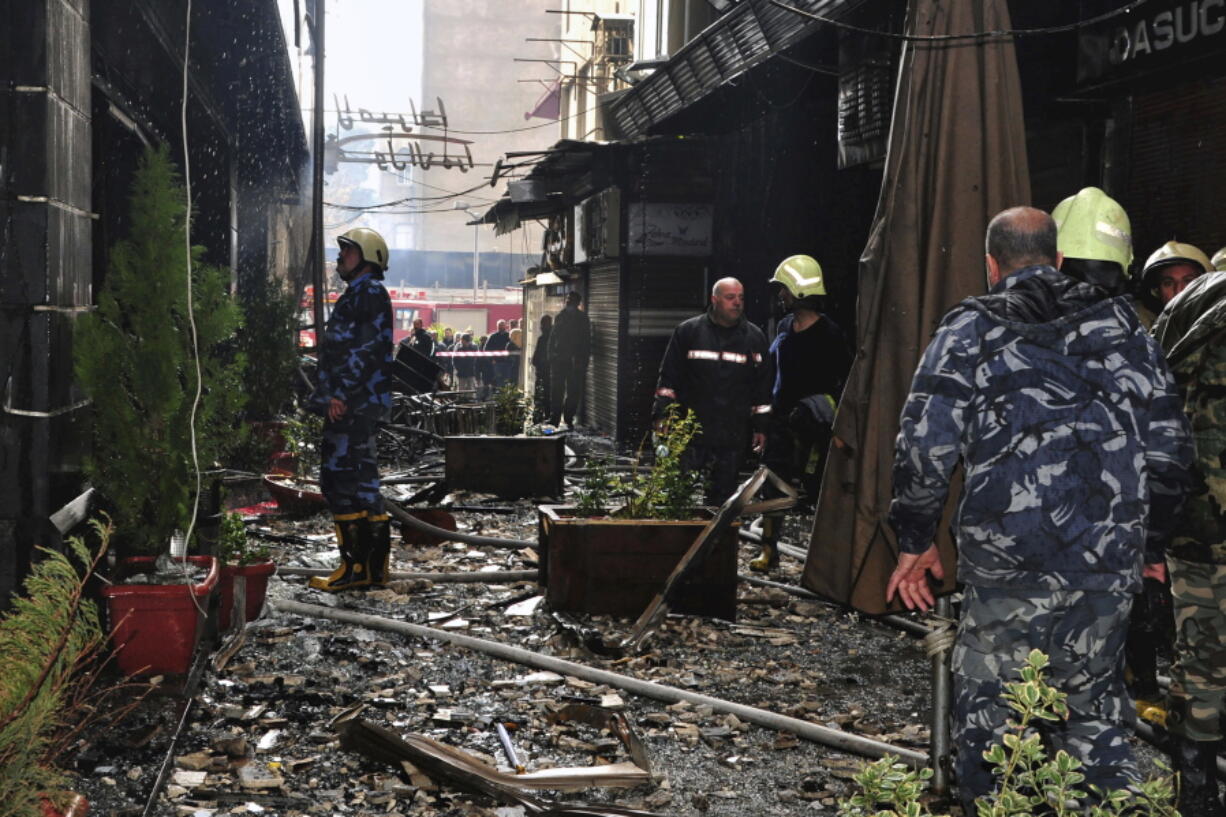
[478,139,617,235]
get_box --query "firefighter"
[308,227,395,592]
[1212,246,1226,272]
[653,277,772,506]
[750,256,850,572]
[1053,188,1176,722]
[1152,271,1226,817]
[1138,241,1213,326]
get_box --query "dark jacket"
[408,327,435,357]
[532,326,552,373]
[548,305,591,369]
[653,310,773,449]
[888,265,1194,592]
[769,313,850,415]
[311,273,393,421]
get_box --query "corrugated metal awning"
[608,0,852,139]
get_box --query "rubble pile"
[70,489,939,817]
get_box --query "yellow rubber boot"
[309,512,371,592]
[749,516,781,573]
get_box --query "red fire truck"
[299,286,522,347]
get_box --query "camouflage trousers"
[1165,556,1226,741]
[320,415,383,515]
[953,586,1137,809]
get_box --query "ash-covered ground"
[65,436,1163,817]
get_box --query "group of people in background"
[403,316,524,398]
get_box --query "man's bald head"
[985,207,1059,279]
[709,277,745,327]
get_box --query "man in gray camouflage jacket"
[885,207,1194,809]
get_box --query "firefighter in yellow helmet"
[1140,240,1212,323]
[751,255,851,572]
[1053,189,1182,725]
[308,226,395,592]
[1211,246,1226,273]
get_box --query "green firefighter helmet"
[1142,240,1213,280]
[1211,246,1226,272]
[771,255,826,299]
[337,227,389,271]
[1051,187,1133,276]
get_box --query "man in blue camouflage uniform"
[885,207,1193,811]
[308,227,395,592]
[1153,269,1226,817]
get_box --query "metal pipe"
[309,0,326,344]
[270,598,929,768]
[278,567,538,584]
[930,596,953,795]
[738,574,936,637]
[384,497,536,549]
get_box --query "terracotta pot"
[263,472,326,515]
[218,560,276,630]
[100,556,218,676]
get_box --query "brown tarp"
[802,0,1031,614]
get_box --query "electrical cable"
[419,101,602,136]
[179,0,208,618]
[324,180,495,211]
[768,0,1150,43]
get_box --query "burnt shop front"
[1076,0,1226,256]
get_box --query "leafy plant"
[838,649,1177,817]
[217,512,270,566]
[235,274,301,421]
[574,457,614,516]
[0,518,145,815]
[569,406,705,521]
[494,383,529,436]
[282,406,324,479]
[75,144,246,555]
[614,405,704,520]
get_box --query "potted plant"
[263,405,327,514]
[445,385,565,498]
[539,407,739,619]
[74,145,244,675]
[215,512,275,631]
[233,273,302,472]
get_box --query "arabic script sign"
[626,203,713,257]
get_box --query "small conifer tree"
[75,145,246,554]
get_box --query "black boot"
[1171,736,1225,817]
[366,513,392,586]
[309,513,371,592]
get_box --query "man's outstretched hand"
[885,545,944,612]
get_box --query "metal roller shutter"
[586,261,622,436]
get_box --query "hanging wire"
[769,0,1150,42]
[419,101,604,135]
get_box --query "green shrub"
[838,650,1176,817]
[217,511,270,566]
[570,405,705,520]
[236,274,300,421]
[282,406,324,479]
[494,383,529,436]
[75,145,246,555]
[0,520,115,815]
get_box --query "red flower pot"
[218,560,276,631]
[101,556,218,676]
[263,472,326,515]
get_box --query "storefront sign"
[1078,0,1226,86]
[626,203,713,257]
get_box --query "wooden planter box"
[445,435,564,498]
[539,506,738,620]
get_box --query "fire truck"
[299,286,522,348]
